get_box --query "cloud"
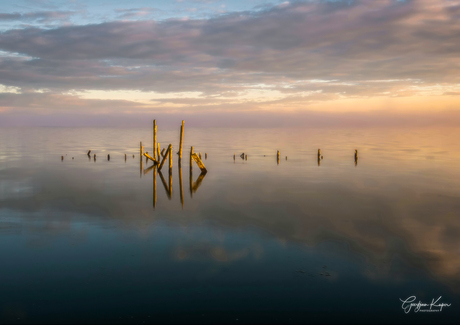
[0,0,460,125]
[0,11,75,23]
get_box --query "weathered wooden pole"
[125,153,127,161]
[161,148,166,157]
[153,120,157,160]
[94,154,96,161]
[179,120,184,160]
[87,150,91,156]
[157,143,160,161]
[190,146,194,170]
[233,153,235,161]
[277,150,280,165]
[318,149,321,159]
[61,156,64,161]
[355,149,358,167]
[205,153,207,159]
[158,144,171,171]
[199,152,202,160]
[108,154,110,161]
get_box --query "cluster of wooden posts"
[140,120,208,208]
[140,120,207,174]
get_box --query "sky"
[0,0,460,127]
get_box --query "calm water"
[0,126,459,324]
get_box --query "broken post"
[87,150,91,156]
[191,153,207,173]
[157,143,160,161]
[161,148,166,158]
[144,152,158,164]
[158,144,171,171]
[190,146,194,170]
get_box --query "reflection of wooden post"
[179,164,184,208]
[153,120,157,160]
[169,145,173,172]
[158,144,171,171]
[158,170,171,199]
[153,166,157,208]
[192,171,206,193]
[190,146,194,171]
[189,164,193,198]
[168,167,172,200]
[179,120,184,160]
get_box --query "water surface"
[0,126,459,324]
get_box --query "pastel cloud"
[0,0,459,126]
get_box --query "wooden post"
[108,154,110,161]
[158,144,171,171]
[87,150,91,156]
[61,156,64,161]
[140,142,143,157]
[153,120,157,160]
[205,153,207,159]
[233,153,235,161]
[169,145,173,172]
[191,153,207,173]
[286,156,288,160]
[94,154,96,161]
[318,149,321,159]
[355,149,358,167]
[157,143,160,161]
[179,120,184,160]
[277,150,280,165]
[161,148,166,157]
[190,146,194,170]
[125,153,127,161]
[199,152,202,160]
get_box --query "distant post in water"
[153,120,157,160]
[140,142,143,158]
[355,149,358,166]
[179,120,184,160]
[277,150,280,165]
[318,149,321,159]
